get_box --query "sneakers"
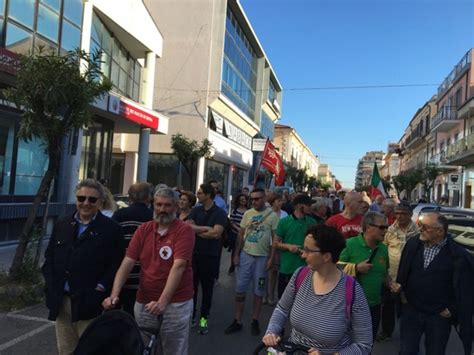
[198,317,208,334]
[224,319,243,334]
[376,332,392,342]
[250,319,261,336]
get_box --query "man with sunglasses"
[339,211,391,341]
[225,188,279,336]
[42,179,124,355]
[394,212,474,355]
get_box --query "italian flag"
[369,162,386,199]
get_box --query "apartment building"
[379,143,400,183]
[273,124,320,178]
[437,49,474,207]
[0,0,166,242]
[355,151,384,190]
[398,97,437,201]
[317,164,335,187]
[112,0,283,204]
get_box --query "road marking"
[6,313,52,323]
[0,322,53,351]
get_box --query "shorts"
[236,251,268,297]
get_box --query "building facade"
[113,0,283,205]
[355,151,384,190]
[273,124,320,179]
[0,0,167,242]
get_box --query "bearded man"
[103,187,195,355]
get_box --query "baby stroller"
[74,310,162,355]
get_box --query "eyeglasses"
[76,195,99,204]
[369,223,388,231]
[299,247,323,254]
[419,223,442,231]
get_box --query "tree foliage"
[419,163,441,202]
[392,169,423,200]
[170,133,212,190]
[3,49,112,278]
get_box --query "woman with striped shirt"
[263,224,373,354]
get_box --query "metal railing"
[431,106,458,130]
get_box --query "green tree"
[392,169,422,200]
[170,133,212,191]
[419,163,441,202]
[3,49,112,278]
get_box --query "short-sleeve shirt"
[339,234,389,306]
[188,203,228,257]
[126,219,194,304]
[276,214,317,274]
[326,213,363,239]
[241,208,279,256]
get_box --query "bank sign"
[0,48,20,75]
[108,94,159,131]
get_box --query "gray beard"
[154,213,175,225]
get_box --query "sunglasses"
[76,195,99,204]
[369,223,388,231]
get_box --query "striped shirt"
[423,238,448,269]
[229,208,246,234]
[266,269,373,354]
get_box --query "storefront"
[205,110,253,205]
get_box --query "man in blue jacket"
[394,212,473,355]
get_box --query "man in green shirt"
[339,211,393,341]
[274,194,316,297]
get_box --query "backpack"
[295,266,355,321]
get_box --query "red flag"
[260,139,286,186]
[335,180,342,192]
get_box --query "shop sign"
[108,94,159,130]
[252,138,267,152]
[223,120,252,150]
[0,48,20,75]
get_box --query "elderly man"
[326,191,365,239]
[381,198,396,225]
[370,195,384,212]
[42,179,124,355]
[112,182,154,316]
[311,197,329,224]
[377,202,418,342]
[339,211,392,340]
[103,187,195,355]
[394,213,474,355]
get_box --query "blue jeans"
[400,304,452,355]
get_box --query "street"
[0,250,468,355]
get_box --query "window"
[14,138,49,195]
[221,8,257,119]
[90,13,142,101]
[6,21,33,55]
[147,154,190,189]
[63,0,83,26]
[0,121,14,195]
[41,0,60,11]
[37,4,59,42]
[260,111,274,139]
[8,0,35,29]
[268,80,276,102]
[61,20,81,51]
[205,159,229,200]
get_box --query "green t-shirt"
[276,214,317,274]
[339,234,389,306]
[241,208,279,256]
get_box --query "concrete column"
[226,164,233,208]
[196,157,206,191]
[122,152,138,193]
[142,51,156,109]
[137,128,150,182]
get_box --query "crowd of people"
[41,179,474,355]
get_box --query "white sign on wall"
[252,138,267,152]
[448,173,461,190]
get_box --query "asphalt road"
[0,250,468,355]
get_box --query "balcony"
[430,107,460,133]
[429,152,455,170]
[446,133,474,166]
[404,127,426,149]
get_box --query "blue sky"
[240,0,474,188]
